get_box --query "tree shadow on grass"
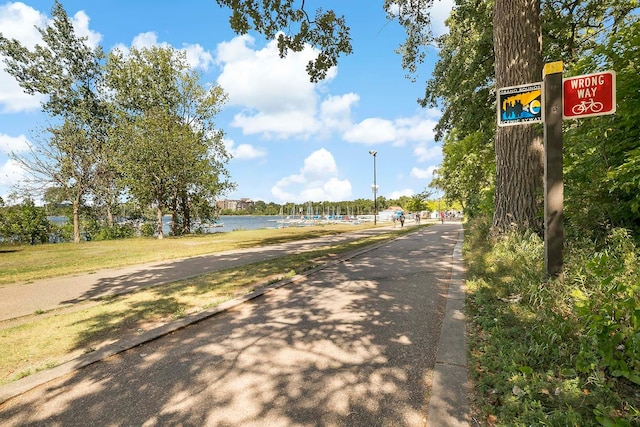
[57,229,398,306]
[0,248,21,253]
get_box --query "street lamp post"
[369,150,377,225]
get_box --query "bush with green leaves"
[465,217,640,426]
[0,199,52,245]
[95,224,136,241]
[568,228,640,387]
[139,222,156,237]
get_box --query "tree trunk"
[106,204,113,228]
[72,198,81,243]
[492,0,544,232]
[181,193,191,235]
[171,192,179,236]
[156,204,164,239]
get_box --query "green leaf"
[518,366,533,375]
[628,373,640,385]
[596,416,617,427]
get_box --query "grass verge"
[0,225,417,386]
[464,217,639,426]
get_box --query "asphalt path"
[0,222,468,426]
[1,226,403,322]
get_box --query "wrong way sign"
[563,71,616,119]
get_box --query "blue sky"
[0,0,453,205]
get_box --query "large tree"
[491,0,543,231]
[424,0,638,233]
[11,121,98,243]
[0,0,111,243]
[106,46,233,238]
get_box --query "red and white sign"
[563,71,616,119]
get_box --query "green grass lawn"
[0,222,381,285]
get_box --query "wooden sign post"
[497,63,615,278]
[543,61,564,278]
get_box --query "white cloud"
[394,114,438,145]
[0,133,31,153]
[385,0,453,37]
[133,32,163,49]
[114,32,213,70]
[231,110,319,139]
[271,148,351,203]
[414,144,441,163]
[343,118,397,144]
[70,10,102,48]
[111,32,162,55]
[0,2,47,112]
[223,138,266,160]
[410,166,437,180]
[431,0,455,36]
[0,157,27,187]
[217,35,321,113]
[216,35,345,138]
[343,110,439,146]
[388,188,414,199]
[320,93,359,133]
[0,2,46,48]
[300,148,338,178]
[183,43,214,70]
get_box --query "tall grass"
[464,216,639,426]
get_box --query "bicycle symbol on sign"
[571,98,604,115]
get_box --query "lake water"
[175,215,285,233]
[168,215,364,234]
[47,215,364,239]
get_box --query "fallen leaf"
[512,385,525,396]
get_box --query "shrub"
[93,224,136,241]
[568,228,640,386]
[140,222,156,237]
[465,217,640,426]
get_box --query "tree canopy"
[106,46,233,238]
[0,0,109,242]
[0,1,233,241]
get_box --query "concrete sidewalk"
[0,223,469,426]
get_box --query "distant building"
[216,198,254,211]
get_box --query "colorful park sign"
[497,83,542,127]
[563,71,616,119]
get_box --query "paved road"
[0,226,402,322]
[0,223,468,426]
